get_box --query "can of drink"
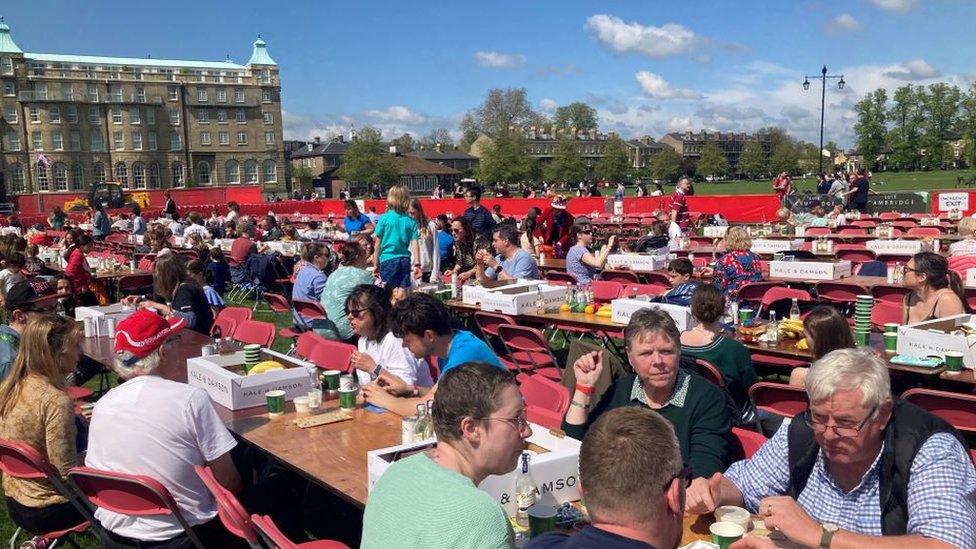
[83,317,95,338]
[339,374,356,392]
[130,259,137,271]
[105,317,117,338]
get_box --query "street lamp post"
[803,65,845,174]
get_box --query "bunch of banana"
[778,318,805,339]
[248,361,285,376]
[596,305,612,318]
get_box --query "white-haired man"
[687,348,976,549]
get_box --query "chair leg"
[10,527,22,549]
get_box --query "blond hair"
[0,314,80,416]
[957,217,976,238]
[724,226,752,252]
[387,185,411,214]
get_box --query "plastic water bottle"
[789,298,800,321]
[767,312,780,346]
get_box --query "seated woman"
[680,284,758,414]
[122,253,214,335]
[774,207,795,235]
[447,217,488,283]
[949,217,976,256]
[564,308,732,478]
[807,205,829,227]
[652,257,701,306]
[903,251,967,324]
[318,241,375,343]
[345,285,433,390]
[713,227,763,297]
[788,306,855,387]
[565,220,617,286]
[0,314,86,537]
[291,243,331,306]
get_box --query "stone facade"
[659,130,771,173]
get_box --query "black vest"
[786,398,965,535]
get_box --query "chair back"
[473,311,516,338]
[233,320,277,347]
[804,227,831,236]
[590,280,623,303]
[851,220,877,229]
[736,282,787,307]
[194,465,260,546]
[692,358,725,388]
[907,226,943,237]
[250,514,351,549]
[117,273,154,294]
[621,283,666,297]
[815,281,869,305]
[292,299,327,320]
[517,372,569,415]
[137,256,156,271]
[749,382,809,418]
[526,405,564,431]
[211,317,238,339]
[308,339,356,373]
[838,227,867,236]
[262,291,292,314]
[599,270,641,285]
[497,325,560,378]
[836,248,877,263]
[731,427,768,459]
[218,306,253,326]
[0,438,58,481]
[295,331,330,360]
[759,287,811,310]
[544,271,578,286]
[870,283,911,304]
[901,388,976,434]
[870,300,903,330]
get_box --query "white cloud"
[585,14,697,58]
[282,106,461,142]
[825,14,862,34]
[883,59,941,80]
[866,0,915,13]
[635,71,700,100]
[474,51,527,69]
[667,117,693,132]
[538,98,558,112]
[363,105,427,125]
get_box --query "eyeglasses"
[345,307,368,318]
[803,405,877,437]
[479,409,529,430]
[451,228,463,233]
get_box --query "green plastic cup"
[710,521,745,549]
[945,351,965,374]
[265,390,285,416]
[322,369,341,391]
[883,332,897,352]
[527,504,558,538]
[884,323,899,334]
[738,308,754,324]
[338,388,358,411]
[854,330,870,347]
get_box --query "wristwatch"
[371,363,383,377]
[819,523,838,548]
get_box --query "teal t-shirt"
[441,330,503,374]
[373,210,418,263]
[361,453,514,549]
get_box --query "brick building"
[659,130,771,174]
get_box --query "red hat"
[114,309,187,358]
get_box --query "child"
[23,244,46,276]
[187,259,224,316]
[206,247,230,295]
[372,186,420,289]
[0,253,25,306]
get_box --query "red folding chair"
[262,292,303,340]
[0,439,92,548]
[117,273,154,296]
[517,372,570,430]
[497,325,562,381]
[804,227,831,236]
[642,271,673,287]
[901,388,976,434]
[871,300,903,331]
[215,306,253,329]
[473,311,517,371]
[736,281,787,310]
[879,212,902,221]
[693,358,725,388]
[544,271,578,286]
[232,320,277,347]
[194,465,261,548]
[590,280,623,304]
[67,466,205,548]
[815,281,869,309]
[756,287,812,319]
[871,283,910,305]
[308,338,356,373]
[731,427,768,459]
[749,382,810,435]
[292,299,327,322]
[295,330,331,360]
[836,248,877,264]
[251,514,349,548]
[838,228,868,236]
[621,283,667,297]
[907,227,943,237]
[600,270,641,285]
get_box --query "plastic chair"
[117,273,154,296]
[307,338,356,373]
[473,311,518,371]
[907,227,943,237]
[749,382,810,435]
[731,427,768,459]
[870,300,902,331]
[497,325,562,381]
[804,227,831,236]
[901,388,976,434]
[871,283,911,305]
[68,466,204,549]
[251,514,349,548]
[836,248,877,264]
[263,292,303,340]
[599,270,641,285]
[590,280,623,303]
[815,281,869,308]
[232,320,277,347]
[517,372,570,430]
[620,283,666,297]
[879,212,902,221]
[736,282,787,309]
[295,331,331,360]
[756,287,812,319]
[838,227,868,236]
[292,299,327,322]
[544,271,578,286]
[692,358,725,388]
[194,465,261,548]
[642,271,674,287]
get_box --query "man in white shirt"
[167,213,185,237]
[86,309,242,547]
[182,211,212,241]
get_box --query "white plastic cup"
[105,317,117,338]
[293,396,311,414]
[82,317,95,338]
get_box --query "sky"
[5,0,976,148]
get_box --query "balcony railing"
[18,90,163,104]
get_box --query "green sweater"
[362,453,514,549]
[563,371,732,478]
[681,336,758,411]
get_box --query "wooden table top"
[447,299,626,331]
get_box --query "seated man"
[86,309,242,546]
[362,362,528,549]
[686,348,976,549]
[652,258,701,307]
[362,292,503,416]
[475,223,541,283]
[527,407,688,549]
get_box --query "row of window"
[196,110,274,124]
[5,159,278,193]
[5,105,272,127]
[186,86,273,103]
[7,127,275,152]
[1,80,276,104]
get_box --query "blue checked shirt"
[725,423,976,548]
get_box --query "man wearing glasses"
[362,362,529,549]
[686,348,976,549]
[0,278,58,381]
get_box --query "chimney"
[435,143,443,153]
[313,136,320,145]
[335,134,344,143]
[306,143,313,152]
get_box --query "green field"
[666,169,976,196]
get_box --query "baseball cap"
[114,308,186,359]
[551,197,568,210]
[5,278,58,312]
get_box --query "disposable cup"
[293,396,310,414]
[884,323,899,334]
[854,331,870,347]
[322,370,341,391]
[338,389,358,411]
[339,374,356,392]
[710,522,745,549]
[307,390,322,409]
[714,506,751,531]
[527,504,557,538]
[944,351,964,373]
[883,332,897,352]
[265,390,285,416]
[738,308,755,324]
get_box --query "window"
[237,131,247,145]
[87,84,98,102]
[218,131,229,145]
[217,110,227,123]
[3,106,15,123]
[262,89,272,102]
[29,106,39,123]
[88,107,101,124]
[146,109,155,125]
[113,131,124,150]
[71,164,84,190]
[0,57,11,75]
[225,160,239,183]
[112,108,122,124]
[136,87,146,102]
[90,132,104,151]
[148,163,160,188]
[170,132,181,151]
[133,162,146,189]
[130,108,140,124]
[234,88,244,103]
[148,132,157,150]
[197,161,211,185]
[108,84,122,102]
[262,160,277,183]
[244,160,258,183]
[52,132,63,150]
[31,131,42,150]
[3,82,14,96]
[66,105,77,124]
[36,164,49,192]
[169,109,179,125]
[35,83,47,100]
[263,112,273,125]
[197,110,209,123]
[69,131,80,151]
[53,163,68,191]
[49,106,61,123]
[172,163,184,187]
[93,163,106,184]
[216,87,226,102]
[132,132,143,150]
[260,69,271,85]
[7,165,24,193]
[236,110,246,123]
[115,163,129,188]
[264,131,274,145]
[167,86,178,101]
[200,131,212,145]
[61,83,73,101]
[7,131,20,151]
[197,88,208,102]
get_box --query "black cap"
[5,278,57,312]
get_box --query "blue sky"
[5,0,976,147]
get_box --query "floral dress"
[713,250,763,297]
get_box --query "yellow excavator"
[63,182,151,212]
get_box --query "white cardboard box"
[610,297,696,330]
[462,280,540,305]
[605,253,669,272]
[750,239,804,255]
[967,268,976,288]
[263,241,306,256]
[896,314,976,370]
[480,284,568,315]
[74,304,136,338]
[769,260,852,281]
[367,424,582,515]
[703,226,729,238]
[865,239,938,255]
[186,348,315,410]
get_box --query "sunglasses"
[345,307,369,318]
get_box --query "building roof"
[409,150,477,161]
[392,155,461,176]
[25,52,247,70]
[0,17,23,54]
[247,35,277,66]
[627,139,664,150]
[289,140,350,159]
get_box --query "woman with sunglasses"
[902,251,967,324]
[565,220,617,286]
[446,216,488,284]
[345,285,433,389]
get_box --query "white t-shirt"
[0,269,24,299]
[168,221,185,237]
[86,376,236,541]
[225,210,239,224]
[183,223,211,240]
[355,331,433,388]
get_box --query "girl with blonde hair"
[373,186,421,288]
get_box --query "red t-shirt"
[669,190,690,228]
[229,237,256,267]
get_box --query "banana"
[248,361,285,376]
[796,338,809,350]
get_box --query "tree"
[650,146,683,182]
[338,125,399,188]
[475,131,538,184]
[796,142,821,174]
[287,163,314,192]
[594,135,630,182]
[853,89,888,170]
[696,142,728,178]
[959,82,976,168]
[460,88,540,139]
[419,128,454,149]
[887,84,925,171]
[542,136,586,183]
[390,133,415,153]
[737,139,767,178]
[920,82,961,168]
[768,138,799,175]
[553,102,598,133]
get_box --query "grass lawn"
[665,169,976,196]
